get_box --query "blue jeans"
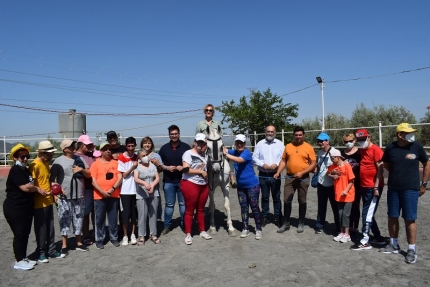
[163,182,185,229]
[315,184,340,232]
[94,198,119,243]
[259,172,282,220]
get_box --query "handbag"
[311,148,331,188]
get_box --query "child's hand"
[341,190,348,196]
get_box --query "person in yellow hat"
[380,123,430,264]
[3,144,48,270]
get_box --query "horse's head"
[206,124,224,165]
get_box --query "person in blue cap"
[314,132,341,235]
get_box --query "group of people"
[3,101,429,270]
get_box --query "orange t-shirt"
[282,142,316,175]
[90,159,121,200]
[328,163,355,202]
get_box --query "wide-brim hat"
[10,143,31,160]
[38,140,57,152]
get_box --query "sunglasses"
[317,140,325,143]
[19,155,30,160]
[343,140,354,144]
[204,109,214,112]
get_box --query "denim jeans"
[163,182,185,229]
[94,198,119,243]
[315,184,340,232]
[259,173,281,220]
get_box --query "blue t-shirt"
[229,149,259,189]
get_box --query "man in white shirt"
[253,125,284,227]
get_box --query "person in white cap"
[75,134,96,245]
[223,134,262,240]
[50,139,89,256]
[29,140,63,263]
[180,133,211,245]
[380,123,430,264]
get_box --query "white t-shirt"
[182,150,208,185]
[118,152,138,195]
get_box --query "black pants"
[34,205,56,256]
[3,203,33,262]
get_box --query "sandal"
[137,236,145,246]
[150,235,160,244]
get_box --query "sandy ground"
[1,174,429,287]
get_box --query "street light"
[316,76,325,131]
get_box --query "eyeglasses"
[19,155,29,160]
[204,109,213,113]
[343,140,354,144]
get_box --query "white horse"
[205,126,236,236]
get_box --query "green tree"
[419,110,430,148]
[217,88,299,146]
[300,113,351,146]
[350,103,416,146]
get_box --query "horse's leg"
[208,187,217,234]
[223,180,237,237]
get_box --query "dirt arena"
[1,172,429,287]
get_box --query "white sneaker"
[24,258,37,266]
[121,236,129,246]
[340,235,351,243]
[333,233,344,242]
[130,234,137,245]
[240,229,250,238]
[14,260,34,270]
[199,231,212,240]
[255,230,262,240]
[185,235,193,245]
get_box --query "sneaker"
[199,231,212,240]
[121,236,129,246]
[49,250,66,259]
[24,258,37,266]
[37,255,49,263]
[369,236,386,245]
[405,249,417,264]
[333,233,344,242]
[161,228,171,236]
[277,224,290,233]
[315,228,323,234]
[185,235,193,245]
[240,229,250,238]
[255,230,262,240]
[297,223,304,233]
[352,243,373,250]
[96,242,104,249]
[379,243,400,254]
[75,245,89,252]
[130,234,137,245]
[14,260,34,270]
[110,240,120,247]
[340,234,351,243]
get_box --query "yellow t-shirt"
[282,142,316,175]
[29,158,53,209]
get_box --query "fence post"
[378,121,382,148]
[3,136,6,167]
[282,129,284,144]
[253,131,257,148]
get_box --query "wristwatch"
[422,181,428,187]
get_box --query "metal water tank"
[58,109,86,139]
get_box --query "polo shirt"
[158,140,191,184]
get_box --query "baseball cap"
[60,139,76,150]
[106,131,117,139]
[99,141,112,150]
[77,134,93,145]
[316,132,330,141]
[234,134,246,142]
[355,129,369,140]
[195,133,207,142]
[396,123,417,133]
[329,149,345,159]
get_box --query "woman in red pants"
[180,133,212,245]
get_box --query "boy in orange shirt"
[327,150,355,243]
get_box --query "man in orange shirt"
[274,126,316,233]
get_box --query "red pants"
[180,180,209,234]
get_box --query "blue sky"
[1,1,429,142]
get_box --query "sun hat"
[195,133,207,142]
[396,123,417,133]
[60,139,76,151]
[234,134,246,142]
[355,129,369,141]
[38,141,57,152]
[99,141,112,150]
[9,143,31,160]
[316,132,330,141]
[329,149,345,160]
[77,134,93,145]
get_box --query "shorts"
[84,189,94,216]
[387,188,419,221]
